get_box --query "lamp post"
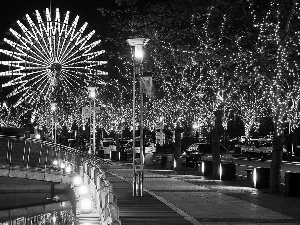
[50,102,57,144]
[50,102,57,159]
[0,101,8,130]
[127,37,149,196]
[87,87,96,155]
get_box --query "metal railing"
[0,134,121,225]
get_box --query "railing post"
[22,140,26,167]
[6,139,12,166]
[38,142,42,167]
[27,141,31,168]
[45,144,49,169]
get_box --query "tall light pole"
[50,102,57,155]
[87,87,96,155]
[127,37,149,196]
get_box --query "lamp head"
[87,87,96,99]
[127,38,149,63]
[50,102,57,111]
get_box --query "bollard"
[195,162,202,172]
[285,172,300,197]
[119,152,127,161]
[161,154,174,169]
[234,144,241,154]
[133,170,143,196]
[98,149,105,158]
[253,167,270,189]
[110,151,117,161]
[174,158,186,171]
[185,156,194,168]
[202,160,213,177]
[245,168,254,181]
[161,154,167,168]
[220,163,236,180]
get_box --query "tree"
[243,0,300,193]
[97,0,300,193]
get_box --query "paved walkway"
[103,162,300,225]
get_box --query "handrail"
[0,135,120,224]
[0,134,111,168]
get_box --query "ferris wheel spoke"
[13,23,33,44]
[0,7,107,109]
[70,20,87,43]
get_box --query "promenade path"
[102,161,300,225]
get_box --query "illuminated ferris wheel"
[0,8,107,108]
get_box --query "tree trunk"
[174,126,182,159]
[212,110,222,179]
[270,134,283,194]
[115,132,120,159]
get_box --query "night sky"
[0,0,114,100]
[0,0,110,40]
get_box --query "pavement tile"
[104,161,300,224]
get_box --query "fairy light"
[4,0,300,143]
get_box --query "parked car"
[101,138,116,155]
[264,135,274,141]
[241,138,287,161]
[181,143,233,167]
[123,139,156,155]
[187,143,201,152]
[186,139,208,152]
[200,143,234,163]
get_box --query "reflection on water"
[0,175,77,225]
[0,209,75,225]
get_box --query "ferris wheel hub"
[50,63,62,73]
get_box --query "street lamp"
[127,37,149,196]
[87,87,96,155]
[50,102,58,160]
[50,102,57,144]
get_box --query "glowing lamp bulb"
[79,185,89,195]
[80,198,92,213]
[51,102,57,111]
[52,215,57,223]
[53,159,58,166]
[134,45,143,59]
[60,162,66,169]
[65,165,72,173]
[87,87,96,99]
[73,175,82,186]
[90,91,95,98]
